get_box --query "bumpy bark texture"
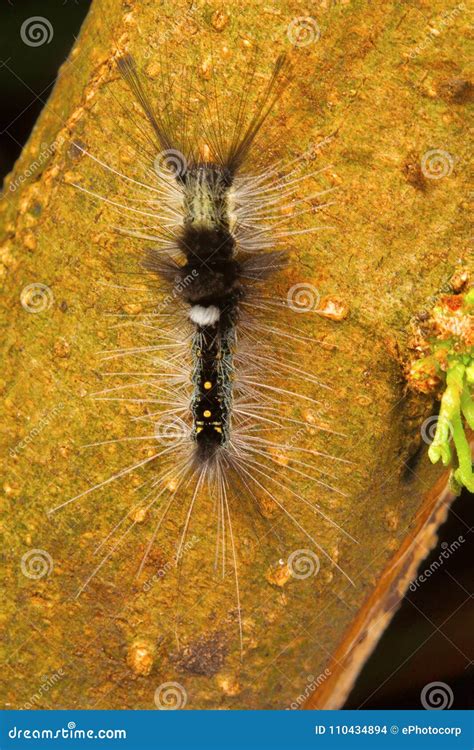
[1,0,471,710]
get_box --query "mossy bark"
[1,0,471,710]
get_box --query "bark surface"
[1,0,471,710]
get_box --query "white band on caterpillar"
[189,305,220,326]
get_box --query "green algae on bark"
[408,287,474,491]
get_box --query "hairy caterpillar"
[51,41,354,653]
[116,53,291,467]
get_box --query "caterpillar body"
[54,44,354,655]
[117,53,290,470]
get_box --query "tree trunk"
[1,0,471,710]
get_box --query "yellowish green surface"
[1,0,472,709]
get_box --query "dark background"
[1,0,472,710]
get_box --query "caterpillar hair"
[51,41,354,654]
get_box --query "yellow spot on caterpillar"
[204,381,212,390]
[196,427,203,434]
[214,426,222,434]
[203,409,212,418]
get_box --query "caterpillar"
[51,41,354,654]
[116,52,290,467]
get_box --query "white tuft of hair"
[189,305,220,326]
